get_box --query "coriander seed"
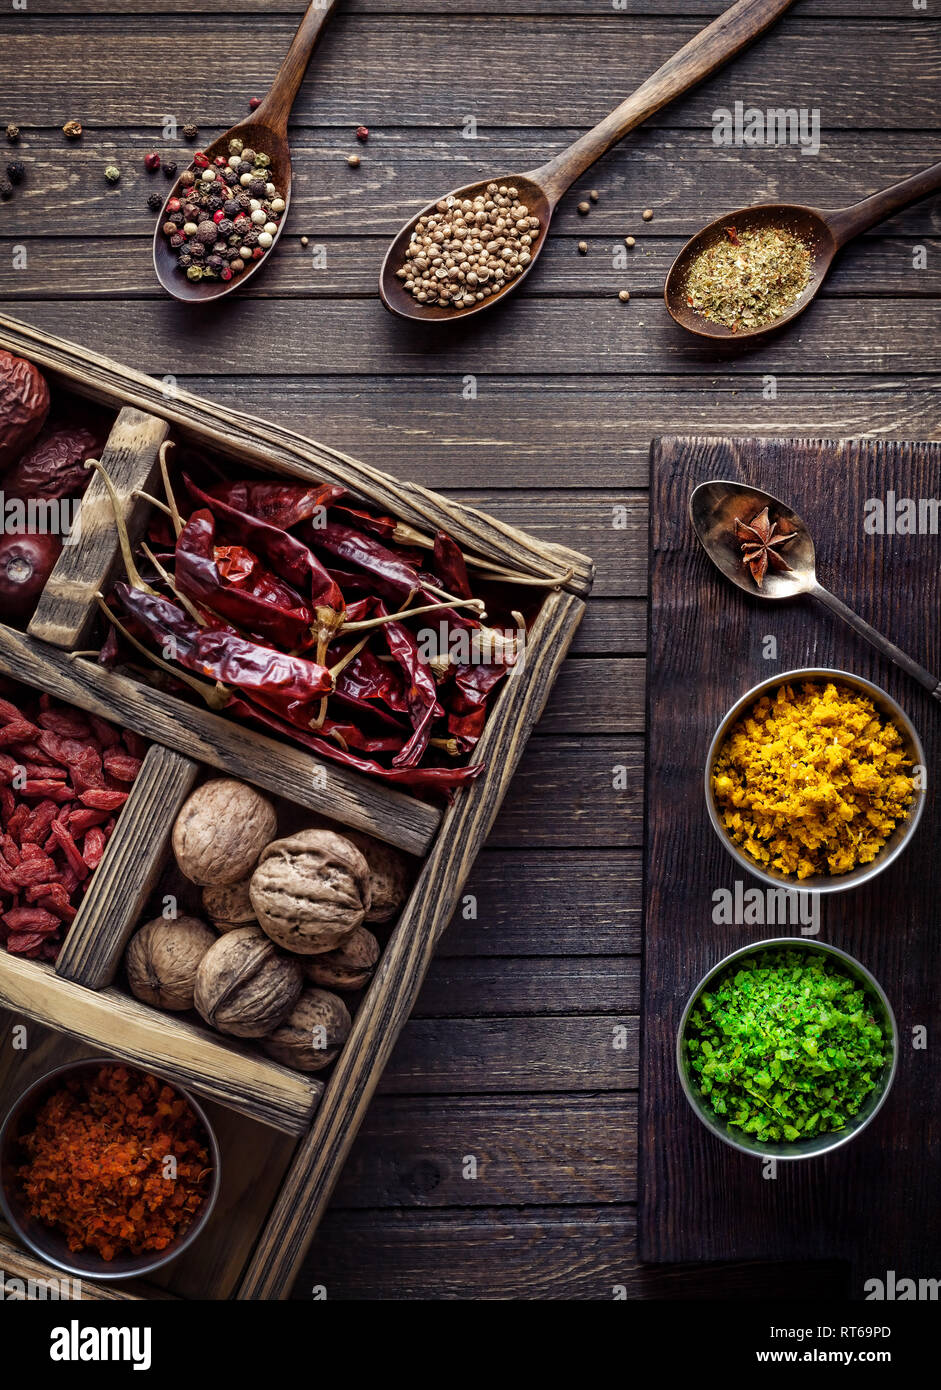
[642,208,654,221]
[577,201,590,215]
[618,289,630,302]
[347,154,361,168]
[625,236,635,247]
[577,241,588,255]
[62,120,82,141]
[589,189,599,202]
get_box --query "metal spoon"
[666,158,941,341]
[689,479,941,702]
[153,0,339,303]
[379,0,796,323]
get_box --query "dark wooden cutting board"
[639,437,941,1289]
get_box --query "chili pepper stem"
[391,521,572,588]
[132,489,174,518]
[343,596,486,634]
[429,737,460,757]
[67,650,102,660]
[158,441,183,538]
[309,634,372,730]
[86,459,159,597]
[140,542,208,628]
[94,594,231,711]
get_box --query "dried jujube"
[0,533,62,620]
[2,423,102,501]
[0,351,50,469]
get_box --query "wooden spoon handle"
[530,0,795,203]
[247,0,341,136]
[823,159,941,248]
[811,583,941,701]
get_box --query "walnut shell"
[125,915,216,1012]
[250,829,371,955]
[262,987,352,1072]
[193,926,302,1038]
[202,878,257,933]
[341,829,411,923]
[172,778,277,887]
[303,926,380,991]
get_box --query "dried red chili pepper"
[206,478,346,530]
[432,531,472,599]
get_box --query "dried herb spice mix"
[684,949,889,1144]
[158,140,286,284]
[684,224,811,331]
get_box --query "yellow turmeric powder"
[712,681,914,879]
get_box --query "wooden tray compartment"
[0,313,593,1299]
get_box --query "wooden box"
[0,313,592,1300]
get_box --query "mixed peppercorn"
[158,139,286,284]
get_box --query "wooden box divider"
[54,744,200,990]
[0,956,322,1135]
[28,408,171,652]
[0,625,440,858]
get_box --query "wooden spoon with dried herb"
[689,479,941,702]
[665,158,941,341]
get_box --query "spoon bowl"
[665,204,834,342]
[152,116,292,304]
[689,477,817,597]
[379,173,552,323]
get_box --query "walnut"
[194,926,302,1038]
[304,926,379,991]
[250,829,371,955]
[172,778,277,887]
[262,988,352,1072]
[202,878,257,933]
[341,829,411,922]
[125,915,215,1011]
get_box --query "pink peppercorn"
[213,209,225,223]
[249,97,262,111]
[193,151,210,169]
[214,156,227,167]
[356,126,369,142]
[221,267,233,281]
[252,247,264,259]
[167,198,182,213]
[144,151,161,172]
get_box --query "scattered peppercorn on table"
[0,0,939,1301]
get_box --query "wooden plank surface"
[640,437,941,1279]
[2,0,939,1302]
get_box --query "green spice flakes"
[684,950,889,1143]
[684,224,811,331]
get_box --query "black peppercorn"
[170,233,185,249]
[6,161,25,185]
[0,180,13,201]
[178,252,193,268]
[223,198,240,218]
[169,210,183,225]
[207,254,224,271]
[237,193,251,211]
[183,123,198,141]
[189,241,206,259]
[237,161,252,176]
[249,178,267,198]
[217,218,234,237]
[147,192,163,212]
[222,169,238,186]
[163,161,178,179]
[243,229,260,248]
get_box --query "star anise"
[733,506,796,587]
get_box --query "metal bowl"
[677,937,898,1160]
[0,1057,221,1281]
[705,668,926,895]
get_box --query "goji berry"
[3,905,59,932]
[78,789,128,811]
[49,821,90,880]
[0,719,40,745]
[88,715,120,748]
[22,780,74,802]
[82,827,106,870]
[122,729,147,759]
[38,709,91,738]
[103,751,143,782]
[11,858,58,887]
[6,932,45,955]
[67,808,110,835]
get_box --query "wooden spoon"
[690,479,941,701]
[379,0,796,322]
[666,158,941,341]
[153,0,340,303]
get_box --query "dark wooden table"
[1,0,938,1299]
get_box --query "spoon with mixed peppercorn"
[665,158,941,341]
[380,0,797,321]
[152,0,339,302]
[690,480,941,702]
